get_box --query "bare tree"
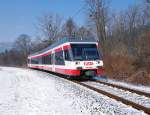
[126,5,140,35]
[38,14,62,41]
[77,26,94,38]
[143,0,150,25]
[31,36,53,53]
[86,0,109,47]
[13,34,32,65]
[110,5,143,54]
[62,18,77,37]
[111,12,127,40]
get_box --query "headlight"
[97,61,104,66]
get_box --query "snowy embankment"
[0,67,147,115]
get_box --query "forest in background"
[0,0,150,86]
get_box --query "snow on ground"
[0,67,147,115]
[0,67,87,115]
[94,77,150,93]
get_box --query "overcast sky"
[0,0,140,43]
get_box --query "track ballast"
[69,79,150,114]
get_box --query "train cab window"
[71,44,101,61]
[64,50,71,61]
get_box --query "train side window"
[37,58,40,64]
[64,50,71,61]
[47,55,51,64]
[55,51,65,65]
[44,56,47,64]
[42,54,52,65]
[45,56,48,64]
[42,57,45,64]
[51,53,55,64]
[31,58,38,64]
[38,57,41,64]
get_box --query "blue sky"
[0,0,140,42]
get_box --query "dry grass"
[127,70,150,86]
[104,43,150,86]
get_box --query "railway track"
[70,80,150,114]
[95,80,150,98]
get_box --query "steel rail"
[95,80,150,98]
[71,80,150,114]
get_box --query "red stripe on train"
[30,65,104,76]
[43,51,52,57]
[55,47,62,52]
[55,68,80,76]
[63,45,71,50]
[31,51,52,58]
[30,44,71,58]
[30,65,80,76]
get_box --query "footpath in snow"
[0,67,147,115]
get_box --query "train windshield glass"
[71,44,101,61]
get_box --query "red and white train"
[27,37,105,79]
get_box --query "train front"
[66,43,105,79]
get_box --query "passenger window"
[42,54,52,65]
[31,58,39,64]
[64,50,70,61]
[51,53,55,64]
[55,51,65,65]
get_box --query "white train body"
[28,38,105,79]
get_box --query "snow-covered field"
[0,67,147,115]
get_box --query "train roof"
[29,37,97,57]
